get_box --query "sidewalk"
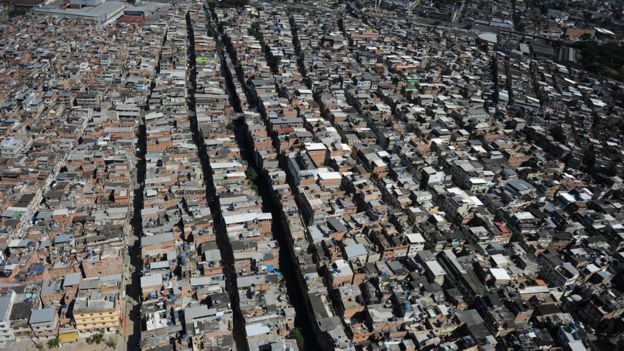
[0,337,126,351]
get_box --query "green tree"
[289,327,305,350]
[268,55,282,68]
[93,333,104,345]
[250,183,260,195]
[206,22,218,37]
[591,317,624,337]
[105,335,118,349]
[582,146,596,170]
[246,166,258,181]
[47,337,60,348]
[574,41,624,81]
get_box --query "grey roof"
[344,243,367,259]
[63,272,82,287]
[456,309,484,326]
[184,304,212,321]
[328,218,348,232]
[41,280,60,297]
[54,234,74,244]
[125,2,169,14]
[33,1,127,23]
[141,232,174,247]
[140,274,163,288]
[0,293,13,321]
[29,308,55,325]
[203,250,221,262]
[149,261,170,270]
[507,179,534,193]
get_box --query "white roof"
[405,233,425,243]
[305,142,327,151]
[318,172,342,180]
[190,276,222,286]
[223,212,272,225]
[210,161,243,169]
[514,211,535,220]
[149,261,169,270]
[491,254,510,267]
[469,177,487,184]
[426,261,446,276]
[490,268,511,281]
[344,244,367,259]
[585,264,600,273]
[568,340,587,351]
[141,232,174,247]
[595,27,615,35]
[478,32,497,43]
[53,209,69,216]
[245,323,271,337]
[140,274,163,288]
[145,112,165,120]
[141,207,160,216]
[226,172,246,178]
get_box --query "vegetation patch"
[574,41,624,82]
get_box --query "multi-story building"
[0,291,15,344]
[29,308,58,338]
[72,292,120,333]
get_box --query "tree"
[574,41,624,81]
[582,146,596,170]
[206,22,218,37]
[8,7,28,18]
[289,327,305,350]
[250,182,260,195]
[93,333,104,345]
[222,0,249,7]
[245,166,258,181]
[592,317,624,337]
[105,335,118,349]
[268,55,282,68]
[47,337,60,348]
